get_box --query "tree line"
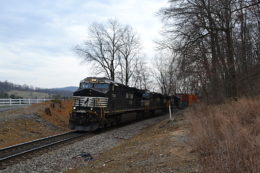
[0,81,35,93]
[156,0,259,103]
[0,81,73,98]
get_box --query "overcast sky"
[0,0,168,88]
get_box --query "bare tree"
[118,26,141,86]
[76,20,143,84]
[154,50,177,95]
[131,58,151,90]
[76,20,125,81]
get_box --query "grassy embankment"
[35,99,73,129]
[186,96,260,173]
[0,99,73,148]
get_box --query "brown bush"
[44,108,52,116]
[186,96,260,173]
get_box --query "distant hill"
[50,86,78,92]
[36,86,78,98]
[0,81,78,98]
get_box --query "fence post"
[29,99,31,105]
[19,99,21,105]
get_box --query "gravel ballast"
[2,115,167,173]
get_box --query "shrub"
[186,96,260,173]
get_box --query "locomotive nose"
[73,88,107,97]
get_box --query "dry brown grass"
[35,99,73,129]
[0,119,57,148]
[0,99,73,129]
[0,99,73,148]
[186,96,260,173]
[68,115,198,173]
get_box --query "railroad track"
[0,113,169,170]
[0,131,88,169]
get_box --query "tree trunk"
[225,25,238,99]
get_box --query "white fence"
[0,98,51,106]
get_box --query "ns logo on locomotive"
[69,77,171,131]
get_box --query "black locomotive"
[69,77,170,131]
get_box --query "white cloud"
[0,0,168,88]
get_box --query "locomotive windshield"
[94,83,109,89]
[80,83,109,89]
[80,83,93,89]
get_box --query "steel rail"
[0,131,86,163]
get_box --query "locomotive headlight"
[73,106,76,110]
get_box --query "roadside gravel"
[1,115,167,173]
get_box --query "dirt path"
[69,113,199,173]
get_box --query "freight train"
[69,77,170,131]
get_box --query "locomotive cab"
[69,77,112,131]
